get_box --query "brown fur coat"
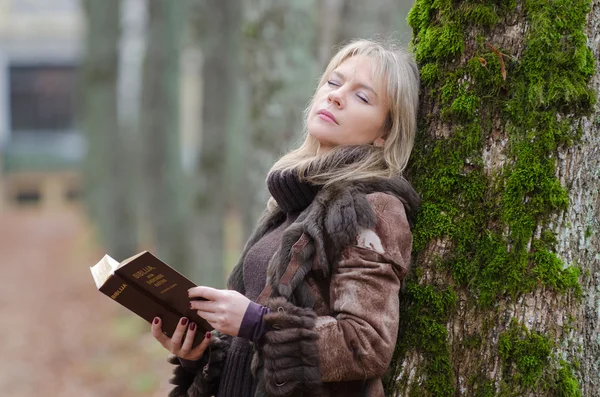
[167,167,419,397]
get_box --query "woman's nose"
[327,90,344,108]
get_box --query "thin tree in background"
[241,0,320,240]
[184,0,243,287]
[318,0,414,68]
[80,0,137,260]
[138,0,190,270]
[386,0,599,395]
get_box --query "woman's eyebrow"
[331,70,379,98]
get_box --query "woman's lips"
[317,109,338,124]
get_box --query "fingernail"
[190,322,196,331]
[153,317,159,324]
[205,332,211,339]
[181,318,188,326]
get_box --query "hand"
[151,316,211,361]
[189,286,251,337]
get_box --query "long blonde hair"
[266,38,420,211]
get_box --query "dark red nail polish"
[181,318,188,326]
[190,323,196,331]
[206,332,211,339]
[153,317,159,324]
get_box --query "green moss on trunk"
[498,319,553,389]
[390,0,596,394]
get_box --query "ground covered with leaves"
[0,207,174,396]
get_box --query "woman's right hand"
[151,316,211,361]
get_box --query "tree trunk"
[386,0,599,396]
[317,0,346,68]
[80,0,137,260]
[220,0,249,277]
[321,0,412,60]
[138,0,189,269]
[183,0,238,287]
[240,0,319,240]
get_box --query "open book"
[90,251,212,348]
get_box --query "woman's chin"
[309,134,337,149]
[308,128,337,144]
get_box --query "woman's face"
[307,56,389,153]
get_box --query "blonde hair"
[267,38,420,211]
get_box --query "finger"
[171,317,189,347]
[190,299,218,312]
[188,286,222,301]
[151,317,170,348]
[190,331,212,357]
[180,322,197,353]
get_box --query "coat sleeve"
[260,192,412,390]
[315,192,411,382]
[166,331,231,397]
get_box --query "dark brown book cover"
[91,251,213,349]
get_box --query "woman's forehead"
[333,56,387,94]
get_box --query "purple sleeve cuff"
[177,356,202,373]
[238,301,271,343]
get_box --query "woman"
[152,38,421,397]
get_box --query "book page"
[90,255,119,288]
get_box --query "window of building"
[9,64,78,134]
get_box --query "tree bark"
[138,0,189,269]
[80,0,137,260]
[183,0,240,287]
[386,0,600,396]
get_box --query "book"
[90,250,212,349]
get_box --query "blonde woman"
[152,38,421,397]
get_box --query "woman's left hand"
[188,286,251,337]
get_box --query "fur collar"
[228,152,420,304]
[264,175,419,306]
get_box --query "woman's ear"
[373,137,385,147]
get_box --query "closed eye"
[328,80,369,103]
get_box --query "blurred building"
[0,0,83,210]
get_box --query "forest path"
[0,207,172,396]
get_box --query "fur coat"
[167,162,420,397]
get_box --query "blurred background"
[0,0,413,395]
